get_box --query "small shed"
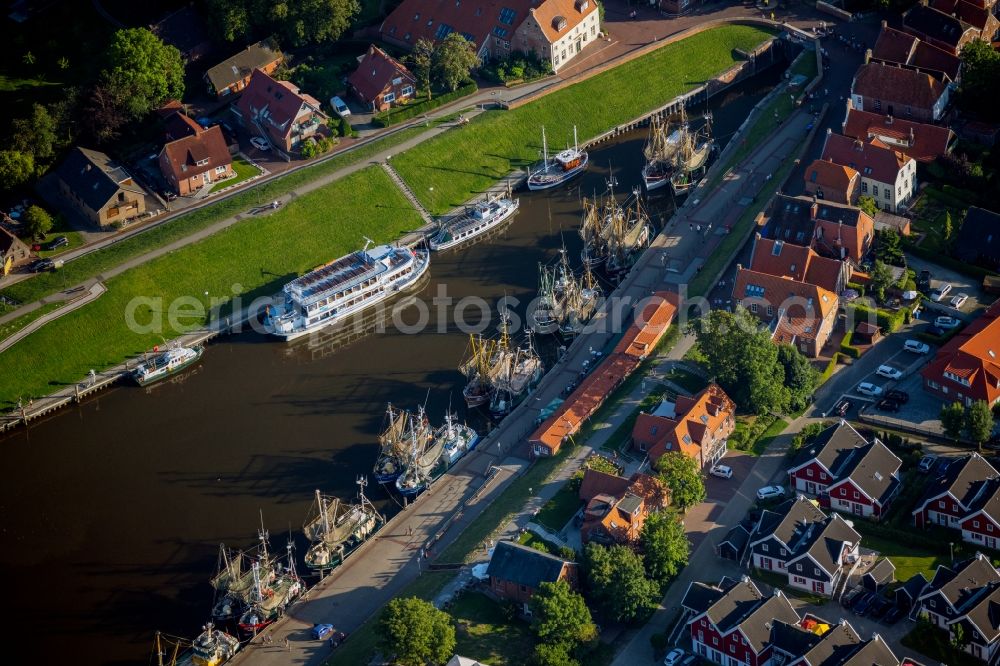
[862,558,896,592]
[717,524,751,561]
[874,211,912,236]
[895,572,929,611]
[854,321,882,345]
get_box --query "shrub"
[818,353,840,385]
[846,281,866,297]
[373,82,478,127]
[849,303,906,333]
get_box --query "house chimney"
[853,138,864,152]
[885,115,893,126]
[864,48,871,65]
[811,202,819,219]
[736,263,743,271]
[881,19,887,28]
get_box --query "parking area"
[909,254,990,317]
[861,371,945,437]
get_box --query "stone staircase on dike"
[381,161,433,225]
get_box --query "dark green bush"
[373,82,477,127]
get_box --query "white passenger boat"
[133,345,204,387]
[266,241,430,341]
[429,196,520,251]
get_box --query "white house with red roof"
[821,130,918,213]
[842,104,955,164]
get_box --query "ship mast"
[574,125,579,154]
[541,126,549,173]
[318,489,330,538]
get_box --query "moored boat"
[237,540,303,635]
[266,240,430,341]
[460,334,498,408]
[641,115,682,192]
[527,126,588,191]
[429,195,519,251]
[669,113,715,198]
[191,623,240,666]
[373,403,410,484]
[303,479,382,570]
[133,345,203,387]
[396,410,479,496]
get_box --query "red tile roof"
[348,45,416,104]
[749,235,847,294]
[163,111,202,142]
[872,24,918,63]
[852,62,948,112]
[235,69,325,143]
[631,383,736,465]
[821,132,910,187]
[380,0,538,50]
[922,299,1000,405]
[804,158,859,197]
[843,107,954,163]
[529,0,599,43]
[932,0,993,30]
[159,125,231,183]
[871,24,960,80]
[733,268,839,322]
[579,468,630,502]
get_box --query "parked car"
[710,464,733,479]
[926,325,946,337]
[876,365,903,380]
[756,485,785,501]
[931,283,953,301]
[32,258,55,272]
[935,316,961,329]
[870,595,893,619]
[951,293,969,309]
[250,136,271,151]
[886,389,909,403]
[47,236,69,250]
[311,624,335,640]
[853,592,876,615]
[857,382,883,397]
[883,606,904,625]
[917,270,931,291]
[875,398,900,412]
[919,455,938,473]
[663,648,686,666]
[330,95,351,118]
[834,399,851,417]
[841,587,863,608]
[903,340,930,354]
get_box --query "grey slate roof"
[840,440,902,504]
[798,514,861,577]
[965,477,1000,526]
[762,195,869,246]
[955,583,1000,642]
[755,497,828,547]
[799,620,863,666]
[793,421,868,476]
[915,453,1000,514]
[840,635,899,666]
[897,573,929,601]
[922,553,1000,610]
[704,578,765,631]
[739,593,800,652]
[486,541,569,590]
[55,147,144,212]
[771,619,821,658]
[903,4,970,48]
[681,581,727,615]
[720,524,751,553]
[205,40,282,92]
[864,558,897,586]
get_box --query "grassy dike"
[392,24,777,214]
[0,167,423,406]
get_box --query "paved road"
[0,282,105,353]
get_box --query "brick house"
[630,383,736,468]
[347,45,417,112]
[731,268,839,358]
[850,62,951,123]
[204,40,283,99]
[760,195,875,265]
[747,497,861,596]
[903,1,999,55]
[787,421,902,519]
[748,235,851,295]
[577,468,669,544]
[918,553,1000,663]
[513,0,601,73]
[821,131,918,213]
[955,207,1000,271]
[0,227,30,275]
[232,69,328,154]
[842,105,955,164]
[803,159,860,205]
[51,147,146,228]
[921,298,1000,407]
[870,22,961,82]
[485,541,578,611]
[158,122,233,196]
[913,453,1000,529]
[681,576,799,666]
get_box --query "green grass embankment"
[393,25,778,215]
[0,167,423,406]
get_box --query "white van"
[330,96,351,118]
[903,340,930,354]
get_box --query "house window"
[750,303,758,313]
[989,524,994,532]
[807,469,813,477]
[780,548,786,556]
[796,563,802,571]
[767,305,773,316]
[794,575,806,584]
[930,600,936,608]
[884,189,890,200]
[215,165,227,174]
[939,500,946,509]
[383,92,396,104]
[862,182,868,193]
[975,521,981,528]
[853,491,859,499]
[872,185,878,197]
[713,637,719,646]
[591,25,596,36]
[392,77,402,85]
[401,86,414,97]
[762,544,768,552]
[874,99,882,112]
[730,644,736,654]
[905,106,912,116]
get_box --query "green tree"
[81,84,128,143]
[533,642,579,666]
[11,104,58,163]
[870,260,895,303]
[205,0,254,41]
[874,228,904,266]
[529,580,598,648]
[941,401,965,441]
[952,621,969,649]
[654,452,705,511]
[944,211,954,241]
[965,401,995,449]
[584,543,660,623]
[777,344,818,413]
[432,33,478,91]
[379,597,455,666]
[270,0,361,47]
[103,28,184,120]
[960,39,1000,121]
[0,150,35,190]
[691,309,787,414]
[857,195,879,218]
[639,510,690,587]
[407,38,435,100]
[23,205,53,239]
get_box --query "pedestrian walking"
[284,637,290,651]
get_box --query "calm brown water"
[0,66,781,665]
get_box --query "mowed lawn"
[0,167,423,407]
[393,25,776,214]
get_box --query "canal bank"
[0,55,790,666]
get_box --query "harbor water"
[0,64,782,665]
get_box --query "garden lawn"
[534,482,582,532]
[0,167,423,407]
[450,592,536,666]
[857,534,946,582]
[0,126,429,306]
[518,530,560,554]
[0,302,62,345]
[209,156,262,193]
[663,366,708,395]
[393,25,777,214]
